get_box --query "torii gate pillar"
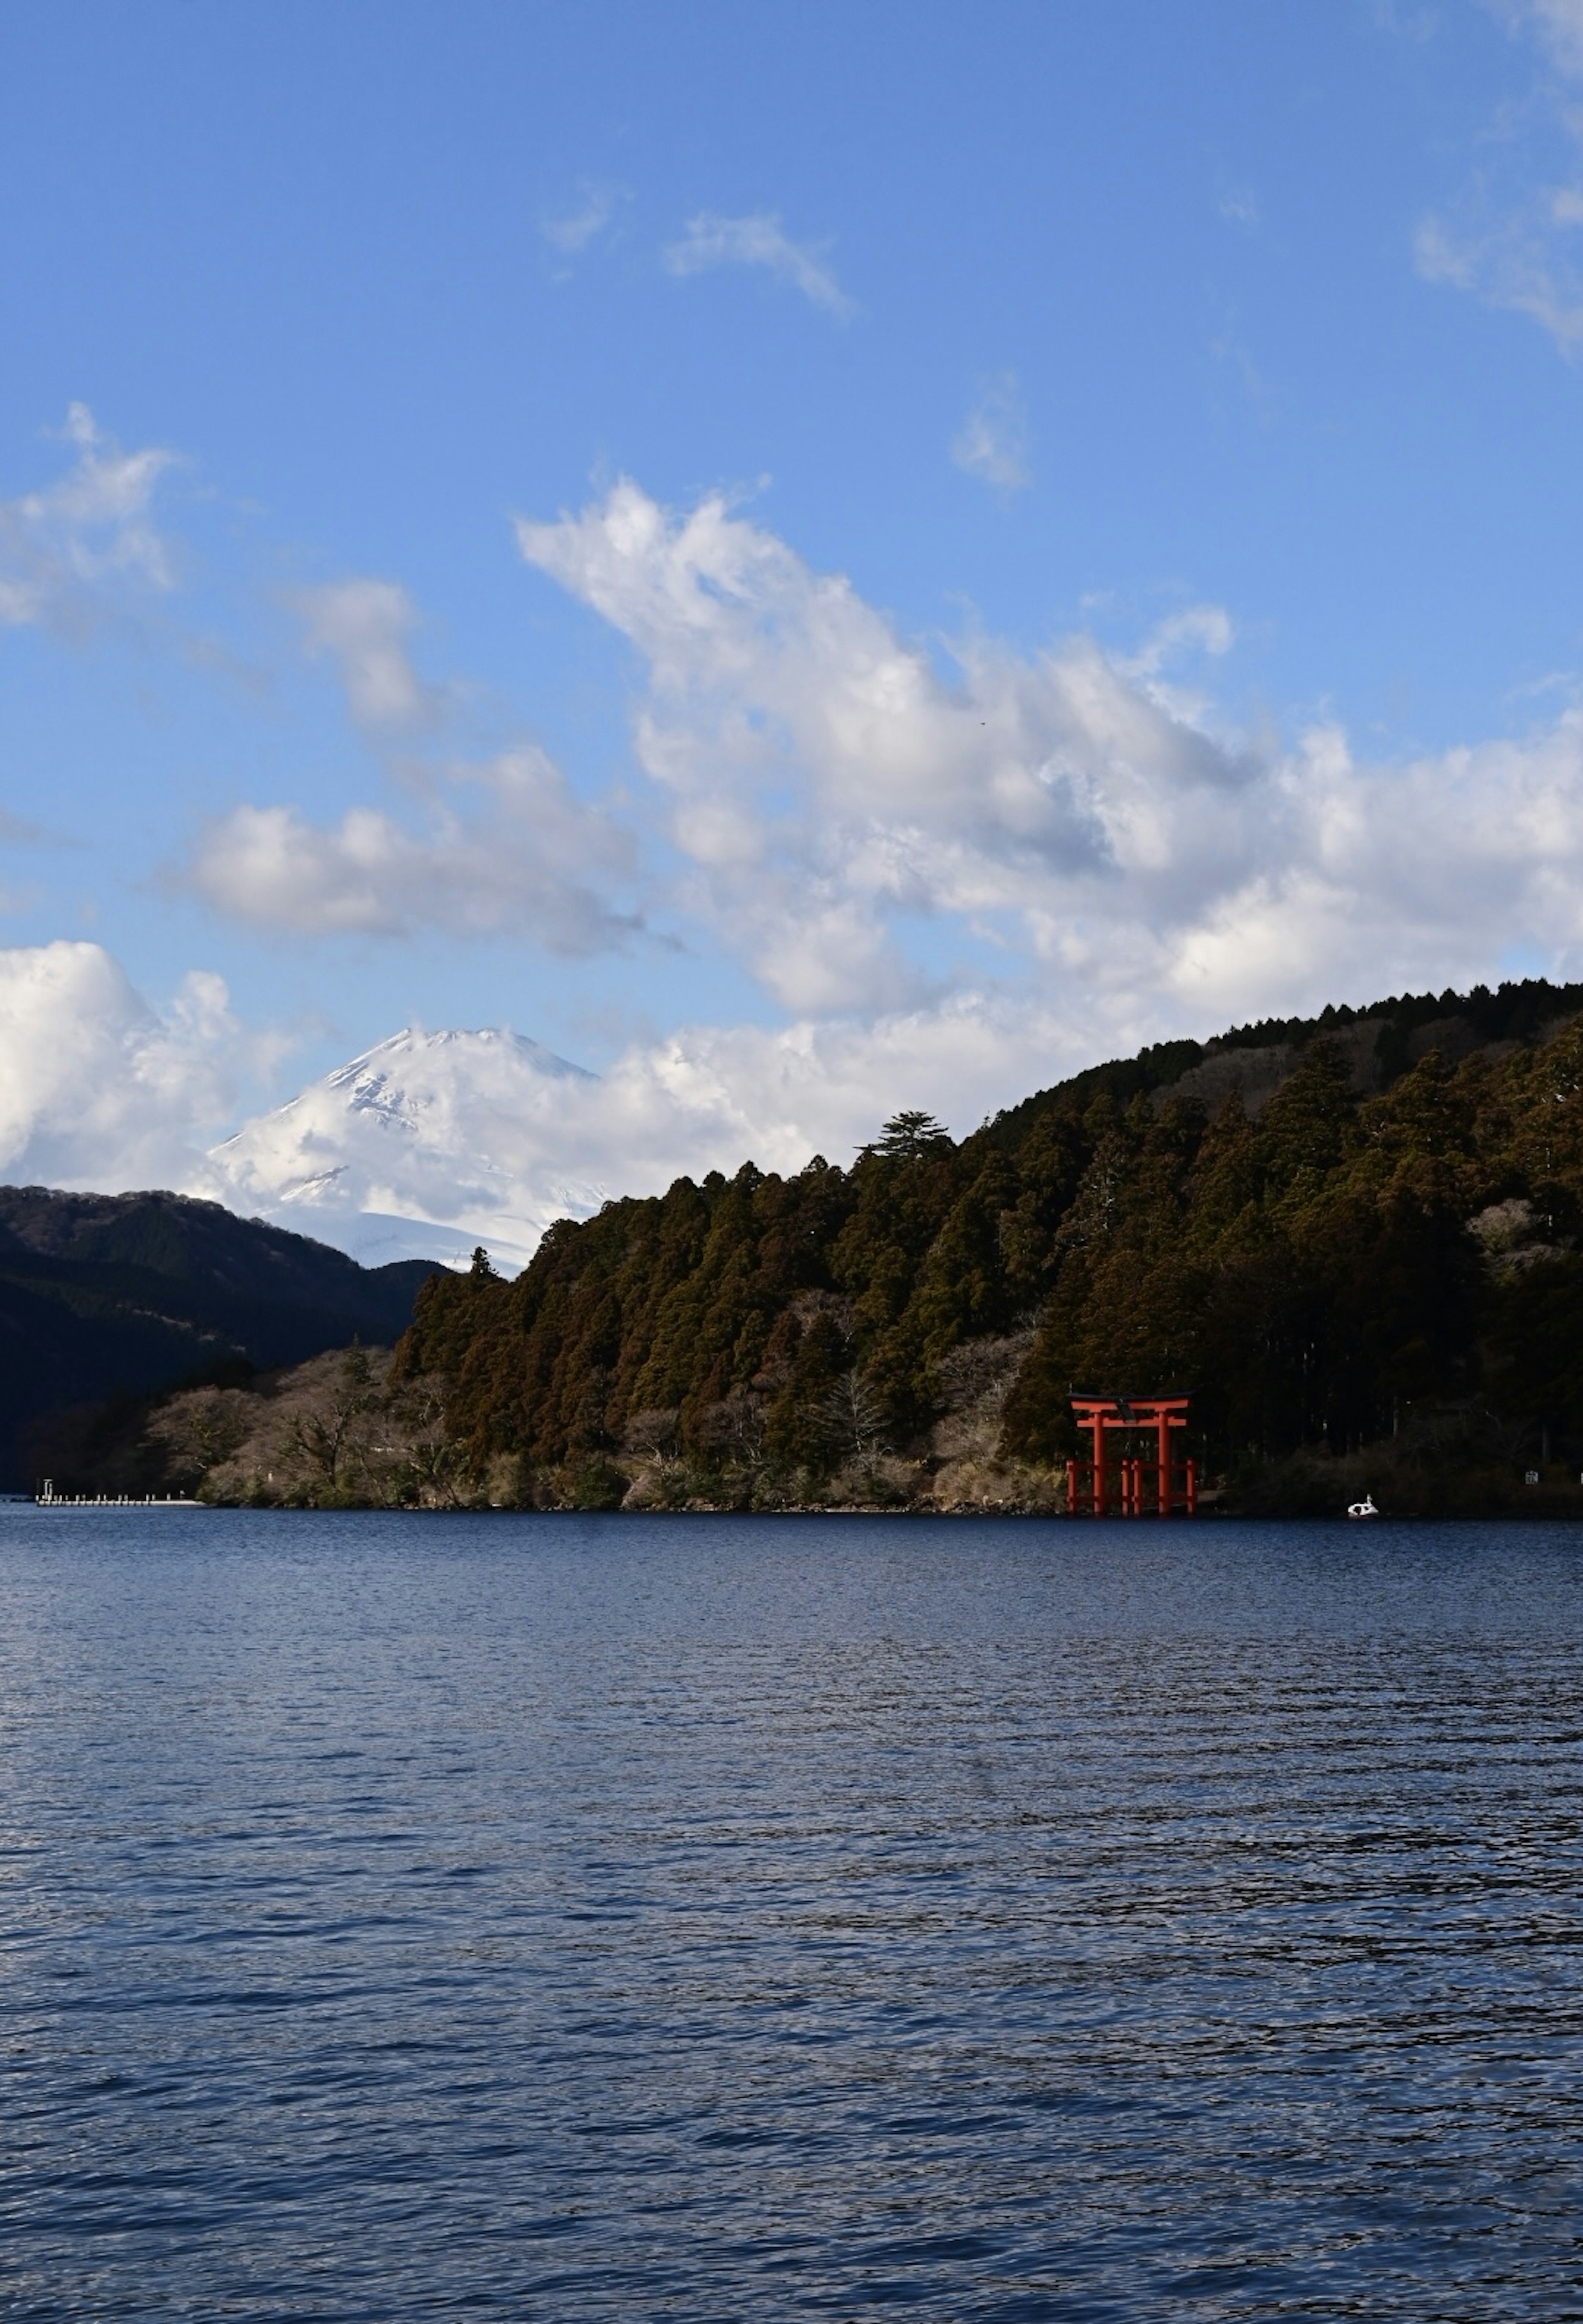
[1068,1395,1194,1516]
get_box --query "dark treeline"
[0,1186,437,1491]
[392,978,1583,1513]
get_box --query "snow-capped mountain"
[205,1028,607,1273]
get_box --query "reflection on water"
[2,1510,1581,2319]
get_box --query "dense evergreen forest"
[388,977,1583,1516]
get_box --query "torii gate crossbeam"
[1068,1395,1195,1516]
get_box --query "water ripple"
[1,1510,1581,2317]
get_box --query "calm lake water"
[2,1510,1582,2320]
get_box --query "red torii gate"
[1068,1395,1195,1516]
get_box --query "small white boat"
[1346,1494,1380,1520]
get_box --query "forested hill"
[395,978,1583,1513]
[0,1186,438,1488]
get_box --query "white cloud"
[1218,186,1260,229]
[517,476,1583,1035]
[183,746,639,949]
[517,479,1254,1011]
[294,579,439,731]
[185,564,641,951]
[0,405,176,632]
[951,372,1031,492]
[662,212,855,316]
[542,181,626,256]
[0,941,251,1191]
[582,996,1087,1182]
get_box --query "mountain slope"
[0,1186,439,1487]
[392,977,1583,1512]
[205,1027,604,1272]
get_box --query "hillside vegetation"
[0,1187,438,1489]
[387,978,1583,1516]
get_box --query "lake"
[2,1509,1581,2319]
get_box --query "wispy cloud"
[1415,4,1583,353]
[951,372,1031,492]
[1517,0,1583,78]
[0,807,52,847]
[182,748,639,952]
[178,549,644,950]
[1416,205,1583,351]
[0,404,176,633]
[541,180,626,257]
[294,579,441,733]
[662,212,855,316]
[1374,1,1438,42]
[1218,186,1260,229]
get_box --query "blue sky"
[7,0,1583,1187]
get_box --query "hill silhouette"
[0,1186,438,1489]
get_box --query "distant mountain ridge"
[0,1184,439,1488]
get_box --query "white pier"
[35,1481,203,1508]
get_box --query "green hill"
[392,977,1583,1515]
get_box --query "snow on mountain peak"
[205,1026,605,1273]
